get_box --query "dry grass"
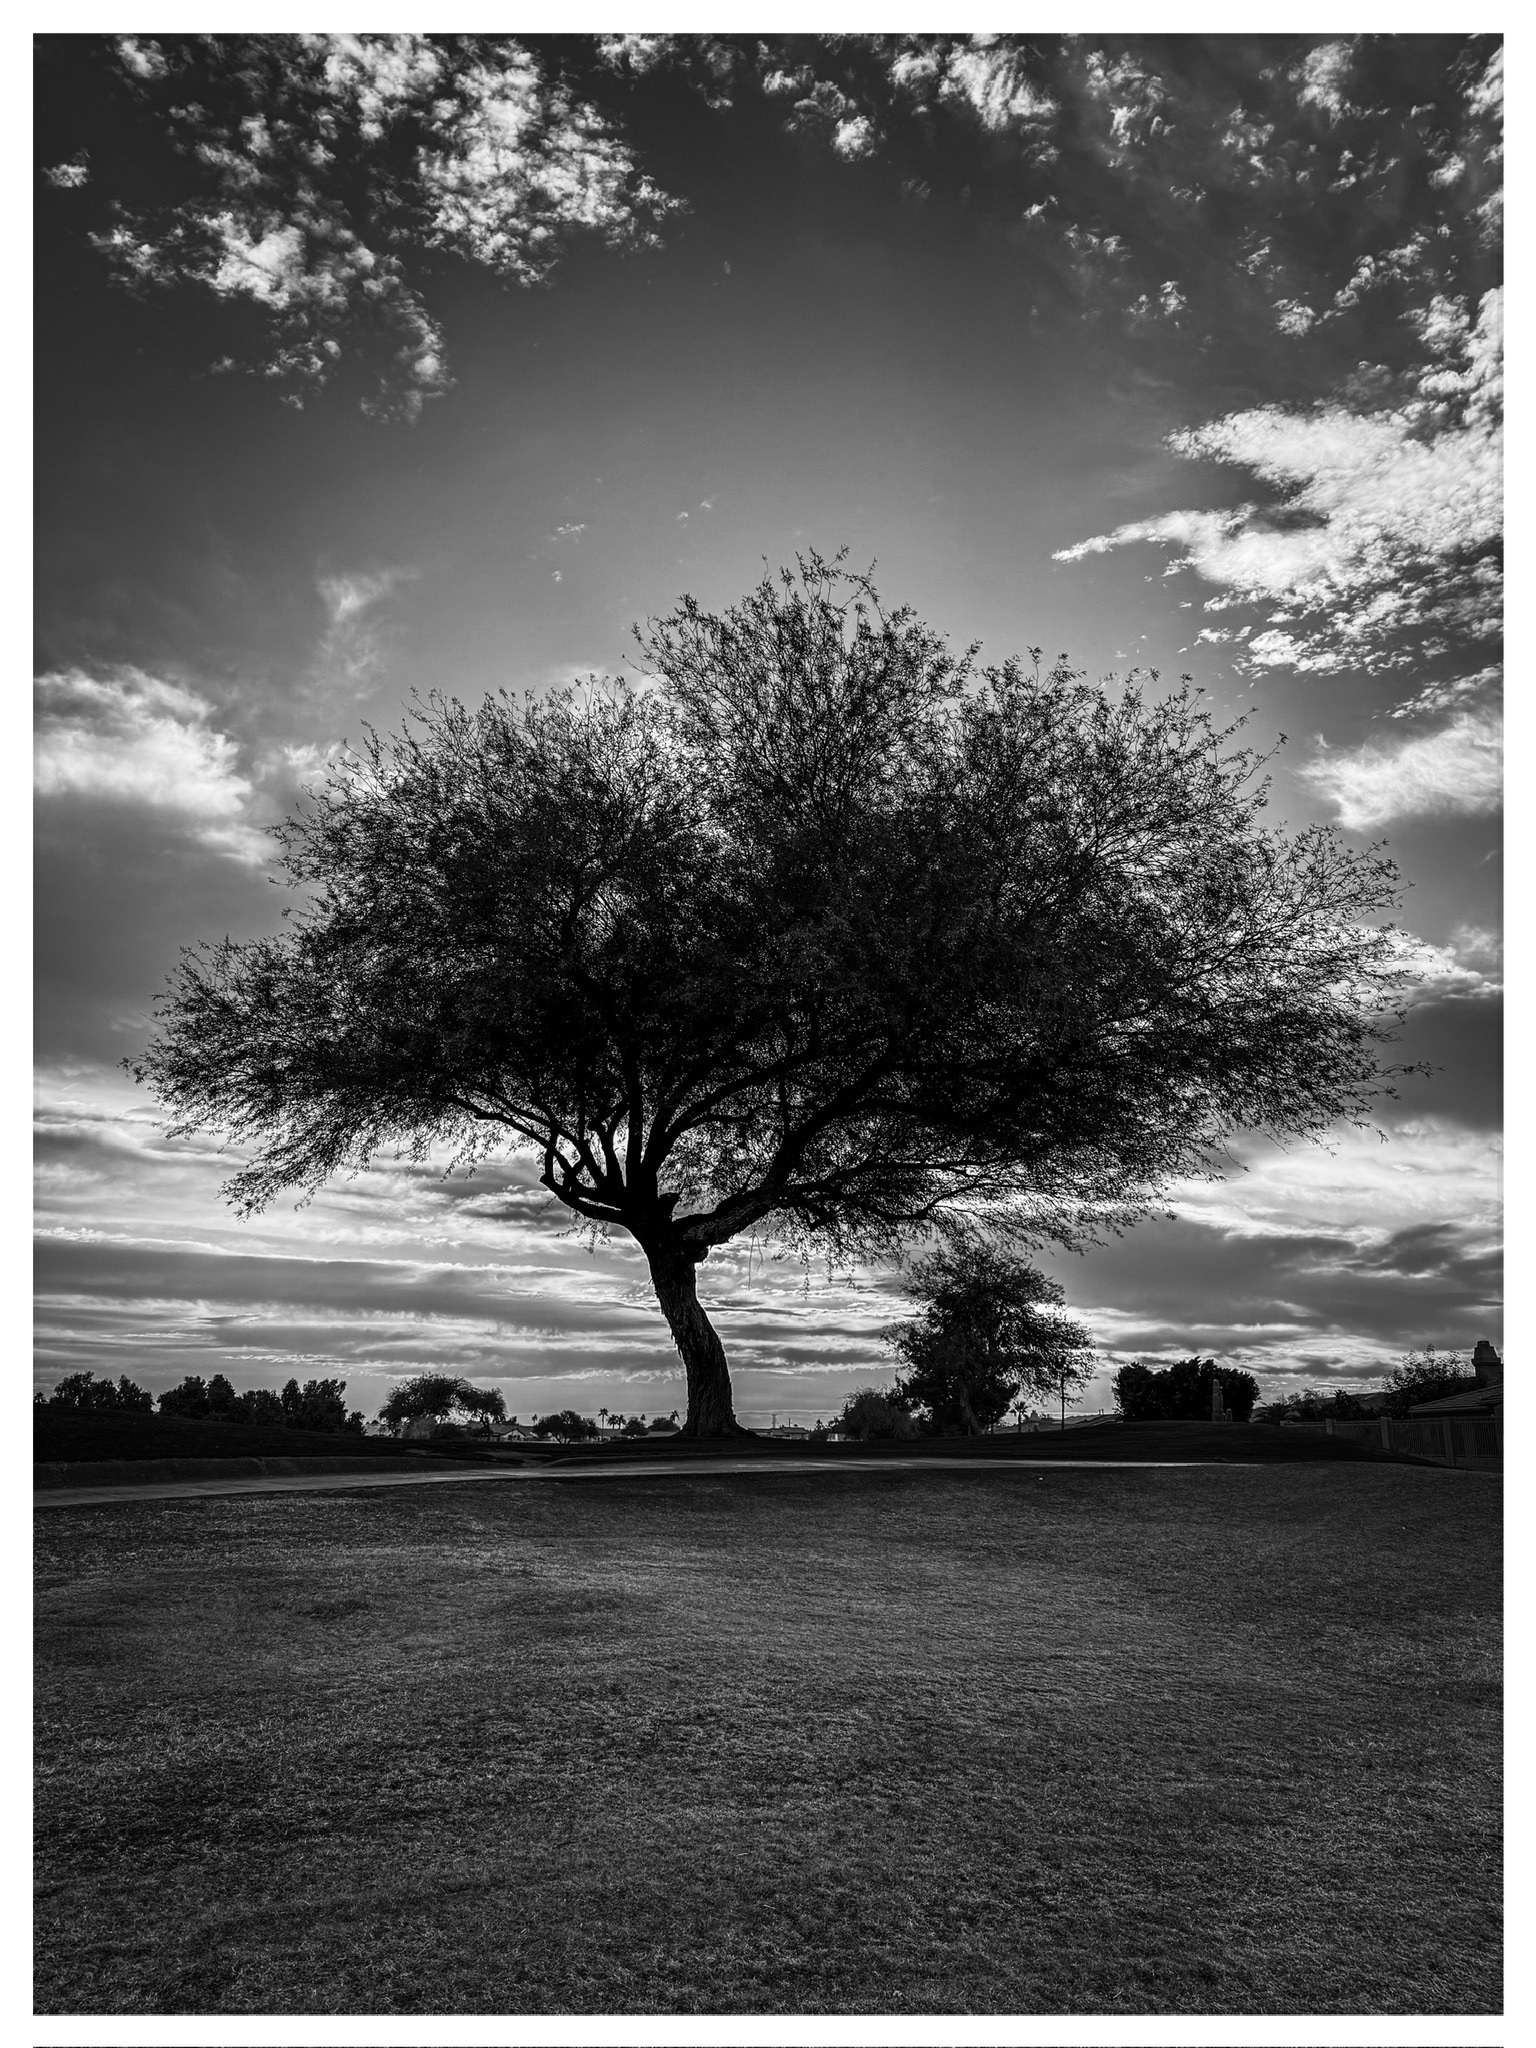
[35,1461,1500,2016]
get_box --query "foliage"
[1253,1386,1380,1425]
[533,1410,600,1442]
[1380,1349,1477,1419]
[834,1388,920,1441]
[44,1371,153,1413]
[130,554,1413,1436]
[156,1371,363,1431]
[1112,1357,1259,1423]
[647,1412,681,1432]
[887,1238,1095,1434]
[376,1372,505,1436]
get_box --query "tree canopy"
[131,552,1415,1437]
[1112,1357,1260,1423]
[377,1372,507,1436]
[887,1238,1095,1434]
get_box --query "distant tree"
[834,1388,920,1441]
[533,1410,599,1442]
[1380,1348,1477,1419]
[376,1372,504,1436]
[205,1373,239,1418]
[1253,1386,1379,1425]
[1113,1357,1259,1423]
[620,1416,650,1437]
[887,1238,1095,1435]
[158,1374,212,1420]
[45,1371,152,1413]
[130,554,1416,1438]
[647,1413,680,1432]
[233,1386,287,1426]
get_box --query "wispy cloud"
[313,566,414,690]
[1299,705,1501,830]
[34,669,268,862]
[1055,289,1501,675]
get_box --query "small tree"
[130,555,1416,1438]
[834,1387,920,1441]
[377,1372,504,1436]
[1380,1348,1476,1419]
[887,1238,1095,1435]
[158,1374,211,1420]
[533,1410,599,1442]
[205,1373,239,1418]
[1113,1357,1259,1423]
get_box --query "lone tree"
[887,1238,1095,1435]
[377,1372,507,1436]
[130,553,1415,1439]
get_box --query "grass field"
[35,1462,1500,2016]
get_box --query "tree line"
[39,1370,365,1432]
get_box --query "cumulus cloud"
[1295,41,1356,122]
[1298,705,1502,830]
[44,153,90,189]
[34,670,268,861]
[1055,288,1502,674]
[92,36,680,417]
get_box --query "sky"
[34,31,1503,1427]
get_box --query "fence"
[1323,1414,1502,1470]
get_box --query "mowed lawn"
[35,1462,1499,2016]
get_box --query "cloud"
[1055,288,1501,674]
[92,36,680,417]
[1299,705,1501,829]
[313,566,414,688]
[44,153,90,189]
[34,669,268,861]
[1294,41,1356,121]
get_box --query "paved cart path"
[33,1453,1265,1509]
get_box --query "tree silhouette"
[888,1238,1095,1435]
[131,553,1415,1437]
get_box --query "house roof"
[1409,1387,1502,1417]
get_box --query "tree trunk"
[645,1241,754,1439]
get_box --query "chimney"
[1472,1340,1502,1386]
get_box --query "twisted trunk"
[645,1239,754,1438]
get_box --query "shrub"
[834,1388,920,1441]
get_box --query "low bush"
[834,1388,920,1441]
